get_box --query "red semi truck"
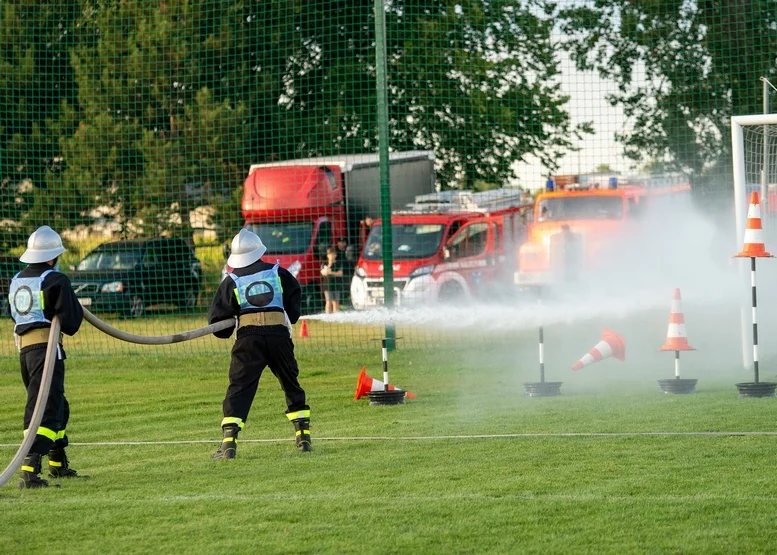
[226,152,436,313]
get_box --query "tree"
[0,0,83,249]
[63,0,255,242]
[558,0,777,195]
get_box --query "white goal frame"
[731,114,777,369]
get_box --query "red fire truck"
[514,173,691,289]
[350,189,533,309]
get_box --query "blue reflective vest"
[9,269,54,331]
[229,264,284,312]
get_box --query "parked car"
[0,255,26,317]
[69,238,202,318]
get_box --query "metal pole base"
[657,378,698,394]
[735,382,777,398]
[523,382,563,397]
[367,390,407,406]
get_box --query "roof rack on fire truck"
[401,187,528,214]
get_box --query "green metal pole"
[374,0,396,350]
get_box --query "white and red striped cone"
[353,367,416,400]
[659,288,695,351]
[736,192,773,258]
[572,329,626,371]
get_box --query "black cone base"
[523,382,563,397]
[368,390,406,406]
[658,378,698,394]
[735,382,777,398]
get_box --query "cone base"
[657,378,698,394]
[734,250,773,258]
[735,382,777,398]
[659,344,695,352]
[367,390,407,406]
[523,382,563,397]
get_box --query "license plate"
[79,298,92,307]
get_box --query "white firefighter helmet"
[227,228,266,268]
[20,226,67,264]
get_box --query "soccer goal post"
[731,114,777,369]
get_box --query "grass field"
[1,322,777,554]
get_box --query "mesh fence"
[0,1,770,357]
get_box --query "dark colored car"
[69,238,202,318]
[0,255,26,317]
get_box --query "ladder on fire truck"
[404,188,529,213]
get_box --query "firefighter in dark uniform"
[209,229,311,458]
[10,226,86,488]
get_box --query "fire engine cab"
[351,188,533,309]
[514,173,691,288]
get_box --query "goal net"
[732,114,777,246]
[732,114,777,368]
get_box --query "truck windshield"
[77,250,141,271]
[537,196,623,222]
[246,223,314,255]
[362,224,445,260]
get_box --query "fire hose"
[0,309,234,488]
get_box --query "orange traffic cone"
[572,329,625,371]
[353,366,416,400]
[659,288,695,351]
[299,319,309,338]
[736,192,773,258]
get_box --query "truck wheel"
[438,282,464,303]
[300,284,323,315]
[122,295,146,319]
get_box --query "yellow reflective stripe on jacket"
[233,288,240,303]
[39,291,45,310]
[221,417,244,430]
[286,410,310,421]
[55,429,66,440]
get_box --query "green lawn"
[1,334,776,554]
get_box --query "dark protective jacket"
[208,258,301,339]
[11,263,83,337]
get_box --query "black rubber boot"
[18,453,51,489]
[48,448,88,479]
[292,418,312,452]
[212,424,239,459]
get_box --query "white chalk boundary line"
[2,431,777,448]
[2,492,777,504]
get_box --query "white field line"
[1,492,777,504]
[2,431,777,448]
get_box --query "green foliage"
[0,0,588,249]
[559,0,777,185]
[0,0,83,247]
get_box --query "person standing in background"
[320,247,344,314]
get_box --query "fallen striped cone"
[659,288,695,351]
[353,366,416,400]
[736,192,773,258]
[572,329,625,371]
